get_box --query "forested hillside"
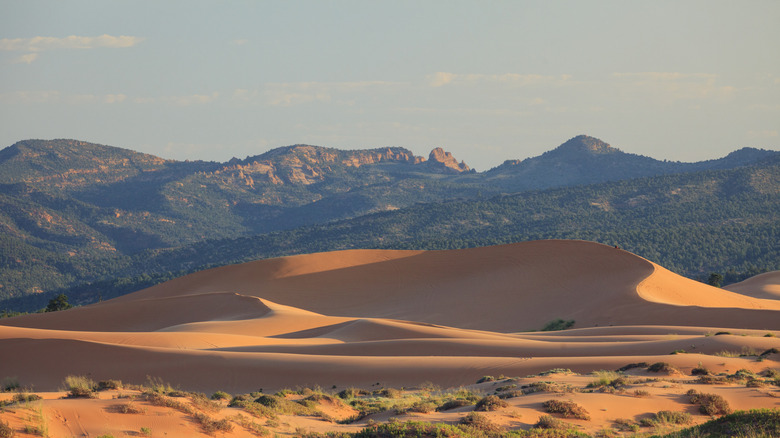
[3,157,777,312]
[0,136,778,309]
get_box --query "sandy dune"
[1,240,778,436]
[725,270,780,300]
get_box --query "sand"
[1,240,778,436]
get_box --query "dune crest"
[725,270,780,300]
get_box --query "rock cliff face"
[427,147,470,173]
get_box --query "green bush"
[541,319,575,331]
[211,390,231,400]
[655,409,780,438]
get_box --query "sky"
[1,1,779,171]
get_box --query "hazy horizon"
[2,1,779,171]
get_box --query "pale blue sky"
[1,1,778,170]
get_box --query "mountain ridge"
[0,135,778,304]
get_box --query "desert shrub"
[616,362,649,372]
[12,393,42,403]
[697,375,728,385]
[613,418,640,432]
[535,414,565,429]
[227,394,251,407]
[541,318,575,331]
[143,376,177,395]
[654,410,693,425]
[115,402,145,414]
[1,377,20,392]
[376,387,401,398]
[459,412,503,432]
[192,412,233,433]
[714,331,732,336]
[647,362,679,374]
[190,392,221,413]
[64,375,97,398]
[760,347,779,357]
[587,371,626,388]
[495,384,517,392]
[437,399,472,411]
[657,408,780,438]
[633,389,650,397]
[542,399,590,420]
[0,420,13,438]
[97,379,121,390]
[475,395,507,411]
[535,368,573,376]
[211,390,230,400]
[404,400,437,414]
[255,394,280,408]
[762,368,780,379]
[337,387,368,399]
[476,375,496,383]
[688,390,732,416]
[139,427,152,437]
[691,364,710,376]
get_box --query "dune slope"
[1,240,778,395]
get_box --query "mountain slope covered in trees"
[0,136,778,308]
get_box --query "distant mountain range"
[0,135,778,307]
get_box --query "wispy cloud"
[1,34,143,64]
[427,72,572,87]
[133,93,220,106]
[231,39,249,46]
[611,72,735,101]
[11,53,39,64]
[264,81,398,106]
[0,35,143,52]
[0,91,128,104]
[747,130,778,139]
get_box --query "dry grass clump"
[640,410,693,427]
[474,395,507,412]
[613,418,640,432]
[1,377,20,392]
[113,402,146,414]
[145,392,233,433]
[696,375,729,385]
[211,390,230,400]
[632,389,650,398]
[63,375,97,398]
[687,389,732,416]
[541,399,590,420]
[0,420,13,438]
[12,393,42,403]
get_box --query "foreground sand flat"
[1,240,778,436]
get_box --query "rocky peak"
[553,135,617,155]
[426,147,470,173]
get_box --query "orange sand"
[1,240,778,436]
